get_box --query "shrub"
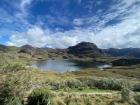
[49,79,82,90]
[121,87,130,102]
[64,79,82,89]
[0,73,31,105]
[77,77,96,88]
[1,62,25,72]
[48,78,127,91]
[27,88,51,105]
[78,78,126,90]
[4,97,22,105]
[94,78,125,90]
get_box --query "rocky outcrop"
[19,45,36,55]
[67,42,103,58]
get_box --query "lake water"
[32,59,112,72]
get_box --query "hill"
[103,48,140,58]
[67,42,103,58]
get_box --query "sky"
[0,0,140,48]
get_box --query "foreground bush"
[79,78,127,90]
[4,97,22,105]
[27,88,51,105]
[95,78,127,90]
[49,79,82,90]
[48,78,128,91]
[1,62,25,72]
[121,87,130,102]
[65,79,82,89]
[0,73,31,105]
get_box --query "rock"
[18,45,36,55]
[67,42,103,58]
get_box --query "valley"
[0,42,140,105]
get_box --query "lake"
[32,59,112,72]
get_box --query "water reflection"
[32,59,81,72]
[32,59,112,72]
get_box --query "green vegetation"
[121,88,131,102]
[79,78,127,90]
[0,63,26,73]
[0,50,140,105]
[28,88,50,105]
[0,73,31,105]
[27,88,113,105]
[59,88,112,93]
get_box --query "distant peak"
[21,44,34,48]
[72,42,98,49]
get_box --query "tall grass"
[27,88,51,105]
[0,72,31,105]
[48,78,128,91]
[0,53,27,73]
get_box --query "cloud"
[73,19,83,26]
[6,26,79,48]
[3,0,140,48]
[96,10,140,48]
[7,26,49,47]
[7,2,140,49]
[20,0,32,12]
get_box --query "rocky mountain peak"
[68,42,103,57]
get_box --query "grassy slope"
[0,52,140,105]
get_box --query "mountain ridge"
[1,42,140,58]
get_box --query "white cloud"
[73,19,83,26]
[20,0,32,12]
[96,11,140,48]
[6,0,140,48]
[7,7,140,49]
[7,26,48,47]
[6,26,78,48]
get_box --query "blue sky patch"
[0,0,140,48]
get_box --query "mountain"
[1,42,140,59]
[0,44,18,52]
[103,48,140,58]
[19,45,36,55]
[67,42,103,57]
[0,44,9,52]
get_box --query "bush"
[1,63,25,72]
[49,79,82,90]
[78,78,126,90]
[0,73,31,105]
[121,87,130,102]
[64,79,82,89]
[27,88,51,105]
[4,97,22,105]
[95,79,125,90]
[48,78,127,91]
